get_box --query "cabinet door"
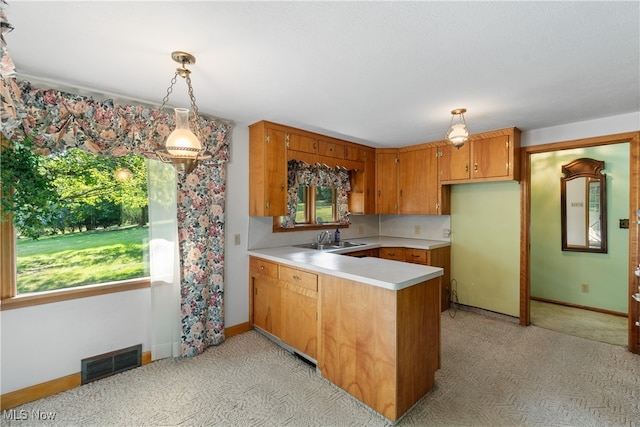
[440,144,470,182]
[281,287,317,359]
[376,152,398,214]
[364,148,376,214]
[249,123,287,216]
[344,144,367,162]
[472,134,510,179]
[252,276,282,337]
[287,132,317,154]
[264,128,288,216]
[398,147,439,214]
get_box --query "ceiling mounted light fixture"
[153,51,211,173]
[445,108,469,149]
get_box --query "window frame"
[273,186,344,232]
[0,161,151,311]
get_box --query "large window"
[1,144,150,303]
[294,186,337,225]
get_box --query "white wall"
[379,214,451,241]
[2,112,637,395]
[1,288,151,393]
[521,112,639,147]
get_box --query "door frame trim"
[519,131,640,354]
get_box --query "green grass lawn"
[16,226,149,294]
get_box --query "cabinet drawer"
[249,257,278,278]
[404,248,427,264]
[318,140,345,159]
[279,266,318,291]
[379,247,405,261]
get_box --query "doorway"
[519,132,640,354]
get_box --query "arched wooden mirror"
[560,158,607,253]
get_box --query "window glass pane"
[15,149,149,294]
[295,186,308,224]
[315,187,336,223]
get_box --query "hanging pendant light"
[445,108,469,149]
[153,51,211,173]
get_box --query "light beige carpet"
[4,309,639,426]
[530,300,628,347]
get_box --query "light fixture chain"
[159,71,179,112]
[185,73,203,141]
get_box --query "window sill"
[273,223,347,233]
[0,278,151,311]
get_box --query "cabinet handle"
[260,266,265,270]
[474,163,478,173]
[411,254,420,258]
[388,252,395,256]
[292,275,301,281]
[465,164,468,173]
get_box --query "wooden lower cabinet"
[250,255,442,422]
[379,247,405,261]
[319,275,440,422]
[344,248,379,258]
[379,246,451,312]
[404,247,451,311]
[250,257,318,360]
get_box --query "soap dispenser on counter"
[334,228,340,244]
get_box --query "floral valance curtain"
[282,159,351,228]
[1,76,232,358]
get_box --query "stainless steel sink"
[293,241,366,251]
[333,241,366,248]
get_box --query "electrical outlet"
[234,234,241,245]
[581,283,589,293]
[414,225,421,235]
[358,226,364,235]
[443,228,451,238]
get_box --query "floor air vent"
[81,344,142,384]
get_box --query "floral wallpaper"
[282,159,351,228]
[1,76,232,357]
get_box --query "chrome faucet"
[317,230,332,245]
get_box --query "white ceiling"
[4,1,640,147]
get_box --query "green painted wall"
[450,182,521,317]
[530,143,629,313]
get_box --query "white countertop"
[248,237,448,291]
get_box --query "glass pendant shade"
[446,123,469,148]
[165,108,201,158]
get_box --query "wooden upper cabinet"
[287,132,317,154]
[344,144,367,162]
[439,143,470,182]
[440,127,521,184]
[249,122,288,217]
[472,134,511,179]
[376,150,399,214]
[377,146,443,215]
[250,120,375,216]
[398,146,440,215]
[318,139,344,159]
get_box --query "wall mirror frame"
[560,157,607,253]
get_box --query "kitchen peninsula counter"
[247,236,447,290]
[248,237,446,422]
